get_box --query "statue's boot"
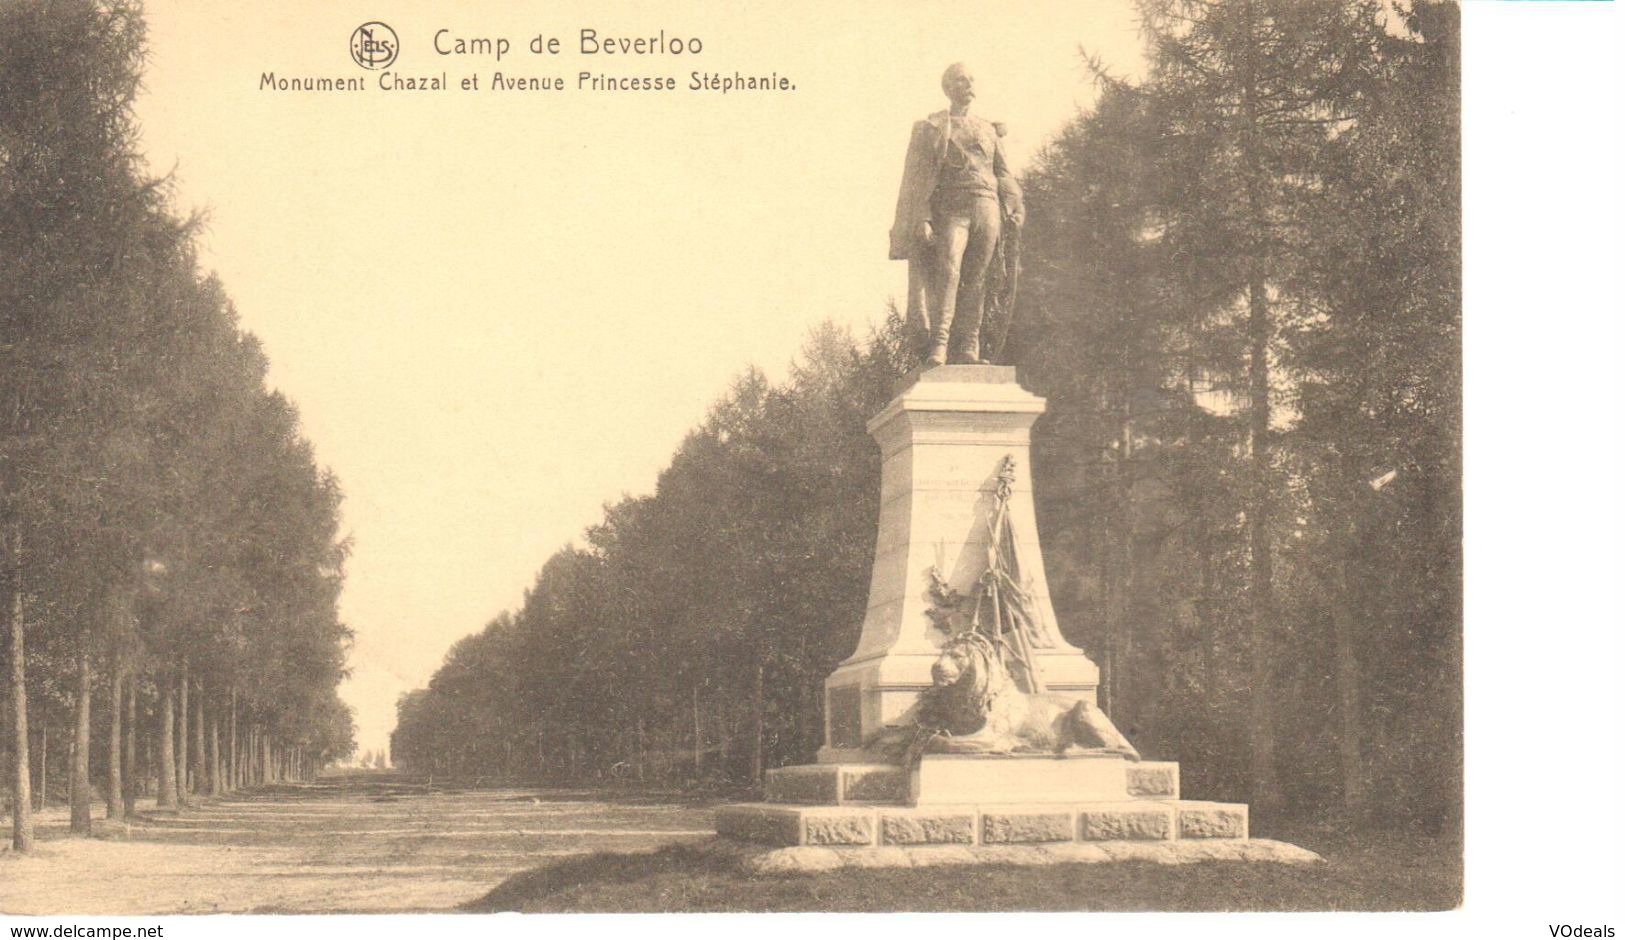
[949,330,982,365]
[926,317,952,367]
[949,307,983,364]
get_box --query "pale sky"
[133,0,1148,758]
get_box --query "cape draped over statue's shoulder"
[889,111,949,261]
[889,111,1008,261]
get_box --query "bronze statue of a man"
[890,63,1024,367]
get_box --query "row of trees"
[2,1,356,852]
[394,0,1459,830]
[393,328,906,785]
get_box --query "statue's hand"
[915,220,934,246]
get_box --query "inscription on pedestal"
[827,685,863,749]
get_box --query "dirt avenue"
[0,773,713,915]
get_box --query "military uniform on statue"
[890,64,1022,367]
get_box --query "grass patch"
[465,827,1462,913]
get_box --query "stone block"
[1242,839,1324,864]
[715,804,803,847]
[914,753,1130,805]
[803,810,876,846]
[744,847,844,874]
[903,845,981,866]
[1097,841,1182,864]
[972,845,1043,864]
[1170,840,1233,861]
[764,766,839,805]
[878,810,976,845]
[836,846,916,869]
[1178,801,1248,839]
[1038,843,1112,864]
[843,766,908,803]
[1126,762,1179,799]
[982,810,1075,844]
[1077,803,1176,841]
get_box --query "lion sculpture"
[913,632,1141,759]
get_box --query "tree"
[1286,1,1460,825]
[1121,0,1390,812]
[2,0,151,847]
[3,1,356,846]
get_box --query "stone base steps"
[722,838,1323,874]
[716,798,1247,848]
[765,763,909,804]
[764,758,1181,807]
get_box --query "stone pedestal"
[820,365,1098,759]
[713,367,1285,868]
[716,757,1252,849]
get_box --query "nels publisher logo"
[349,21,398,70]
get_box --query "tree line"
[2,1,356,852]
[392,0,1458,831]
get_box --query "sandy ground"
[0,773,714,915]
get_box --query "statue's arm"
[993,134,1024,227]
[889,121,938,261]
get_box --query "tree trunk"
[157,677,178,809]
[122,678,137,817]
[209,713,222,796]
[691,686,703,780]
[107,661,124,821]
[176,661,189,803]
[750,661,766,784]
[1244,273,1281,815]
[1113,412,1137,723]
[193,687,208,797]
[37,722,47,811]
[635,720,647,783]
[69,648,93,834]
[6,524,33,851]
[1196,513,1216,695]
[1238,3,1282,811]
[1098,527,1115,717]
[227,688,238,791]
[1334,515,1368,821]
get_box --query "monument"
[713,66,1314,870]
[890,63,1024,368]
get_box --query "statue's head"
[931,632,998,691]
[922,632,1013,736]
[940,62,976,111]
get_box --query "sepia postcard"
[1,0,1619,936]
